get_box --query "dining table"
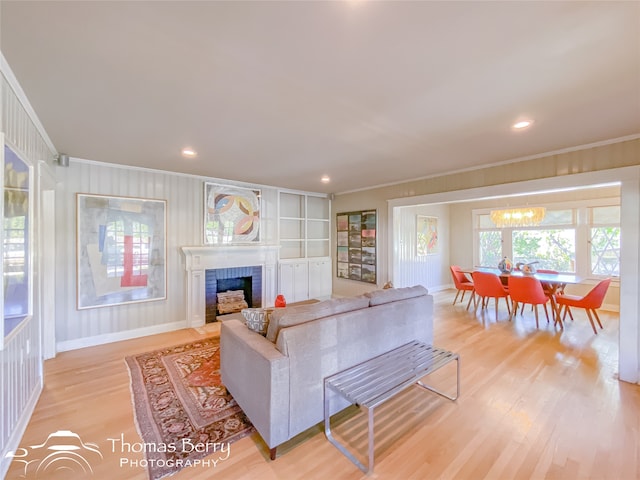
[462,267,583,328]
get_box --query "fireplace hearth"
[206,266,262,322]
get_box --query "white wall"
[54,160,279,351]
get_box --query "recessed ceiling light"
[181,147,197,158]
[512,120,534,130]
[321,175,331,183]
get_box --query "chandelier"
[490,207,546,228]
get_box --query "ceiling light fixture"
[512,120,534,130]
[181,147,197,158]
[321,175,331,183]
[490,207,546,228]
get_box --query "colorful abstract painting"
[417,215,438,255]
[76,194,166,309]
[204,183,260,244]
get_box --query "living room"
[1,2,639,479]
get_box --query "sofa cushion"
[266,296,370,343]
[365,285,428,306]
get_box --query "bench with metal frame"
[324,340,460,474]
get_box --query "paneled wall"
[1,70,54,477]
[54,160,279,350]
[393,203,450,290]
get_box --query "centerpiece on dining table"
[516,261,539,275]
[498,257,513,274]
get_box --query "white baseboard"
[56,321,187,352]
[428,284,454,293]
[0,381,43,479]
[600,303,620,313]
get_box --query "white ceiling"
[1,1,639,194]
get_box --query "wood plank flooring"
[6,291,639,480]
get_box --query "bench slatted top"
[325,340,458,409]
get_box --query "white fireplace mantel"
[181,245,280,327]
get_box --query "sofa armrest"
[220,319,290,449]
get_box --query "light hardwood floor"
[6,291,639,480]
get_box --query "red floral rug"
[125,337,254,479]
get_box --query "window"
[589,206,620,276]
[479,230,502,267]
[512,228,575,272]
[475,201,619,278]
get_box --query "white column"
[619,172,640,384]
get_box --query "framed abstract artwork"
[204,183,261,245]
[336,210,376,284]
[417,215,438,255]
[76,194,167,309]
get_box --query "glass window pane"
[478,214,495,229]
[591,206,620,225]
[590,227,620,275]
[539,209,573,226]
[512,229,576,272]
[479,230,502,267]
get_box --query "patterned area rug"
[125,337,254,479]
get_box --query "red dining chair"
[508,275,550,329]
[537,269,565,295]
[450,265,475,310]
[520,269,562,314]
[555,278,611,334]
[472,271,511,321]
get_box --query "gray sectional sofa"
[220,285,434,458]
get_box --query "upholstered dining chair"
[450,265,475,310]
[521,269,562,314]
[537,269,565,295]
[508,275,550,329]
[555,278,611,334]
[471,271,511,321]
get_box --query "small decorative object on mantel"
[498,257,513,274]
[383,281,394,289]
[275,294,287,308]
[242,308,274,336]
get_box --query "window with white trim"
[474,200,619,278]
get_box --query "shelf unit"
[278,191,332,301]
[278,192,330,259]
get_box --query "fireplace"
[206,266,262,322]
[181,245,279,327]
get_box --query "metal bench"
[324,340,460,474]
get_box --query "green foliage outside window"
[512,229,575,272]
[479,230,502,267]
